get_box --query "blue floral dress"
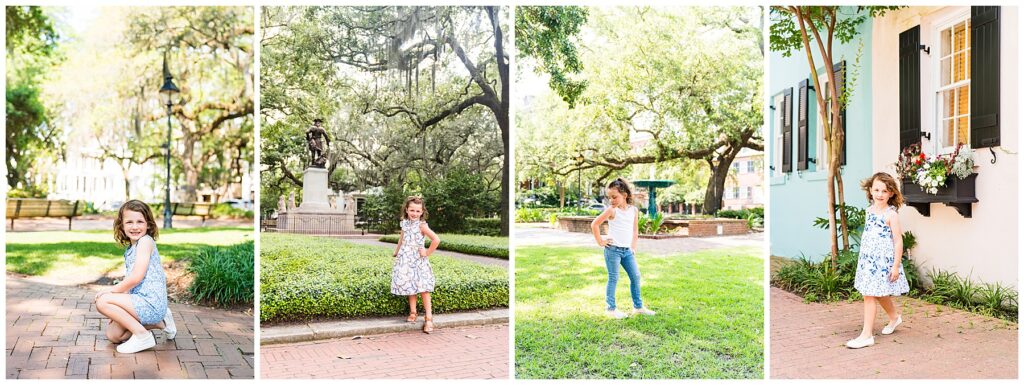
[390,219,435,296]
[853,205,910,297]
[124,235,169,325]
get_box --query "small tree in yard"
[769,6,899,269]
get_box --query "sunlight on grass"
[5,227,253,279]
[515,245,763,379]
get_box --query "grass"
[261,233,508,322]
[5,227,253,278]
[378,233,509,259]
[515,245,763,379]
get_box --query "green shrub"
[261,233,507,322]
[516,207,557,223]
[461,217,501,236]
[210,203,254,219]
[188,241,254,306]
[638,212,665,235]
[378,233,508,259]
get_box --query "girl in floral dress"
[391,196,441,333]
[846,172,910,349]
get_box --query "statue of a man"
[277,195,286,213]
[306,118,331,168]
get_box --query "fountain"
[632,179,675,217]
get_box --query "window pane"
[957,116,969,146]
[941,57,951,86]
[941,89,955,119]
[943,118,955,148]
[954,22,966,52]
[954,51,966,82]
[957,85,969,116]
[941,26,952,56]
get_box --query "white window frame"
[932,10,972,155]
[773,93,785,177]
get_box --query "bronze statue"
[306,118,331,168]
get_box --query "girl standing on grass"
[846,172,910,349]
[591,178,656,319]
[391,196,441,333]
[95,200,176,353]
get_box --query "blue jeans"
[604,245,643,311]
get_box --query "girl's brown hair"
[861,172,904,209]
[607,178,634,205]
[114,200,159,247]
[401,196,428,221]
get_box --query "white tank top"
[607,205,636,248]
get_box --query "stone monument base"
[296,167,331,213]
[277,211,356,235]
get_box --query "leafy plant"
[187,241,255,306]
[638,212,665,235]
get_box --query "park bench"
[7,198,86,230]
[260,218,277,232]
[153,202,215,225]
[355,215,383,236]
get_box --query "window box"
[902,173,978,218]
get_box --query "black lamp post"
[159,54,180,229]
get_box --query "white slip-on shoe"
[116,331,156,354]
[632,308,656,316]
[162,308,177,340]
[845,335,875,349]
[607,310,628,319]
[881,315,902,335]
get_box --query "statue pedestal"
[296,168,331,213]
[277,167,358,234]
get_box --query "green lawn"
[379,233,509,258]
[515,245,763,379]
[5,227,254,278]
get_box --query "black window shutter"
[971,6,1000,148]
[782,88,793,173]
[833,61,847,165]
[899,25,922,152]
[797,79,809,171]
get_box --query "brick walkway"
[262,323,509,379]
[6,275,254,379]
[770,287,1017,379]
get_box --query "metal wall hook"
[920,131,931,140]
[808,157,817,164]
[919,44,930,55]
[990,147,997,164]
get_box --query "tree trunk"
[703,146,742,215]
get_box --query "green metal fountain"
[632,179,676,217]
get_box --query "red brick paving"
[6,274,254,379]
[770,287,1017,379]
[262,323,509,379]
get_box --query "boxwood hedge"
[260,233,508,323]
[377,233,509,259]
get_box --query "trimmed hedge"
[260,233,508,322]
[378,233,509,259]
[188,241,255,306]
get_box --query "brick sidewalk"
[6,275,254,379]
[262,323,509,379]
[770,287,1017,379]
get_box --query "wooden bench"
[153,202,215,224]
[7,198,86,230]
[260,218,277,232]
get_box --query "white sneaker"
[845,335,875,349]
[607,310,628,319]
[881,315,902,335]
[162,308,177,340]
[633,308,656,316]
[116,331,156,353]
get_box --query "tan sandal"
[406,312,418,322]
[422,317,434,334]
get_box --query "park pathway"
[333,237,508,268]
[770,287,1017,379]
[515,223,763,255]
[6,274,254,379]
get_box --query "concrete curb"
[261,308,509,345]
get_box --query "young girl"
[591,178,655,319]
[391,196,441,333]
[846,172,910,349]
[95,200,176,353]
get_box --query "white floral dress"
[853,205,910,297]
[390,219,435,296]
